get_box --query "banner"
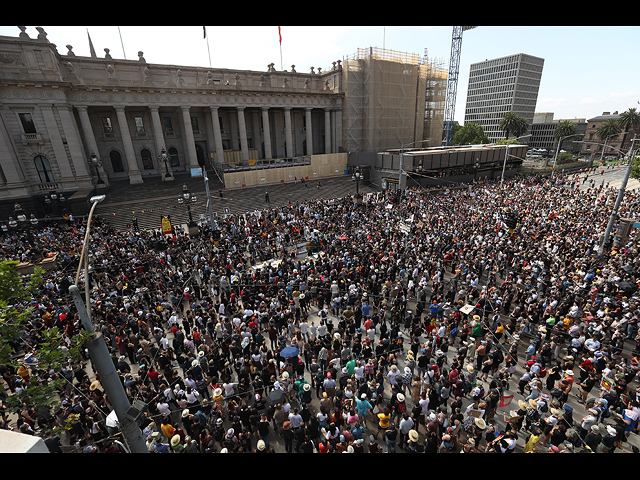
[499,395,514,408]
[161,216,173,235]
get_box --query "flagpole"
[118,26,126,59]
[204,26,211,68]
[278,26,282,71]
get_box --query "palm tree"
[596,119,622,159]
[499,111,528,140]
[618,107,640,152]
[547,121,578,167]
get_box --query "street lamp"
[177,184,197,232]
[501,135,531,187]
[399,140,432,192]
[552,134,583,178]
[352,167,362,204]
[88,151,104,190]
[159,147,174,181]
[576,136,638,256]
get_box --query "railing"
[216,156,311,173]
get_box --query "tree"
[595,119,623,161]
[548,121,579,167]
[0,260,89,423]
[631,154,640,180]
[452,123,490,146]
[618,107,640,150]
[499,111,528,140]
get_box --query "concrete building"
[528,113,586,152]
[580,111,640,160]
[0,28,448,220]
[464,53,544,142]
[0,26,346,218]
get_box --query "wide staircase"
[94,171,378,233]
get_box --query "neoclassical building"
[0,26,345,217]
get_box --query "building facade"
[528,113,586,152]
[580,112,640,160]
[0,26,345,217]
[464,53,544,142]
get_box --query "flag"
[278,26,282,45]
[203,26,206,39]
[499,395,514,408]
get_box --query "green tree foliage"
[452,123,490,145]
[499,111,529,139]
[0,260,89,418]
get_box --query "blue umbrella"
[280,346,300,358]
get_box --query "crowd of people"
[1,168,640,454]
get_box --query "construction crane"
[441,26,477,146]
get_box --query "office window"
[134,116,145,133]
[19,113,37,134]
[34,155,54,183]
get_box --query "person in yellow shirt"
[376,406,391,439]
[523,426,542,453]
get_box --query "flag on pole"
[498,395,514,408]
[203,26,206,39]
[87,29,97,58]
[278,26,282,45]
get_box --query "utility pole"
[69,285,148,453]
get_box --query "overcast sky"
[2,25,638,124]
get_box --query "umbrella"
[266,388,286,406]
[280,346,300,358]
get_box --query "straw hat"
[409,429,419,442]
[474,417,486,430]
[171,434,181,447]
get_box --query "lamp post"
[14,203,27,230]
[88,151,105,193]
[44,191,67,221]
[159,147,174,181]
[551,134,583,178]
[576,136,638,256]
[352,166,362,204]
[501,134,531,187]
[177,184,197,234]
[399,140,431,193]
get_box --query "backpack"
[397,401,406,414]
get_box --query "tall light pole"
[552,134,582,178]
[352,166,362,204]
[577,135,638,256]
[501,134,531,187]
[70,195,148,453]
[399,140,431,192]
[159,147,174,181]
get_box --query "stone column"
[324,108,332,154]
[210,107,225,164]
[40,105,77,186]
[335,107,343,153]
[262,107,272,159]
[114,106,143,184]
[149,106,173,181]
[305,107,313,156]
[0,120,29,197]
[57,105,93,184]
[284,106,293,158]
[181,106,200,170]
[76,106,110,186]
[237,106,249,162]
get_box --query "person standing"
[265,191,270,204]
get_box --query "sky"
[2,25,639,125]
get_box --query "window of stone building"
[134,116,145,133]
[102,117,114,133]
[110,150,125,173]
[34,155,54,183]
[19,113,37,134]
[163,117,173,133]
[191,117,200,133]
[168,147,180,167]
[141,148,154,170]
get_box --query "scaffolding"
[342,47,446,153]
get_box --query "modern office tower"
[464,53,544,142]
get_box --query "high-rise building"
[464,53,544,142]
